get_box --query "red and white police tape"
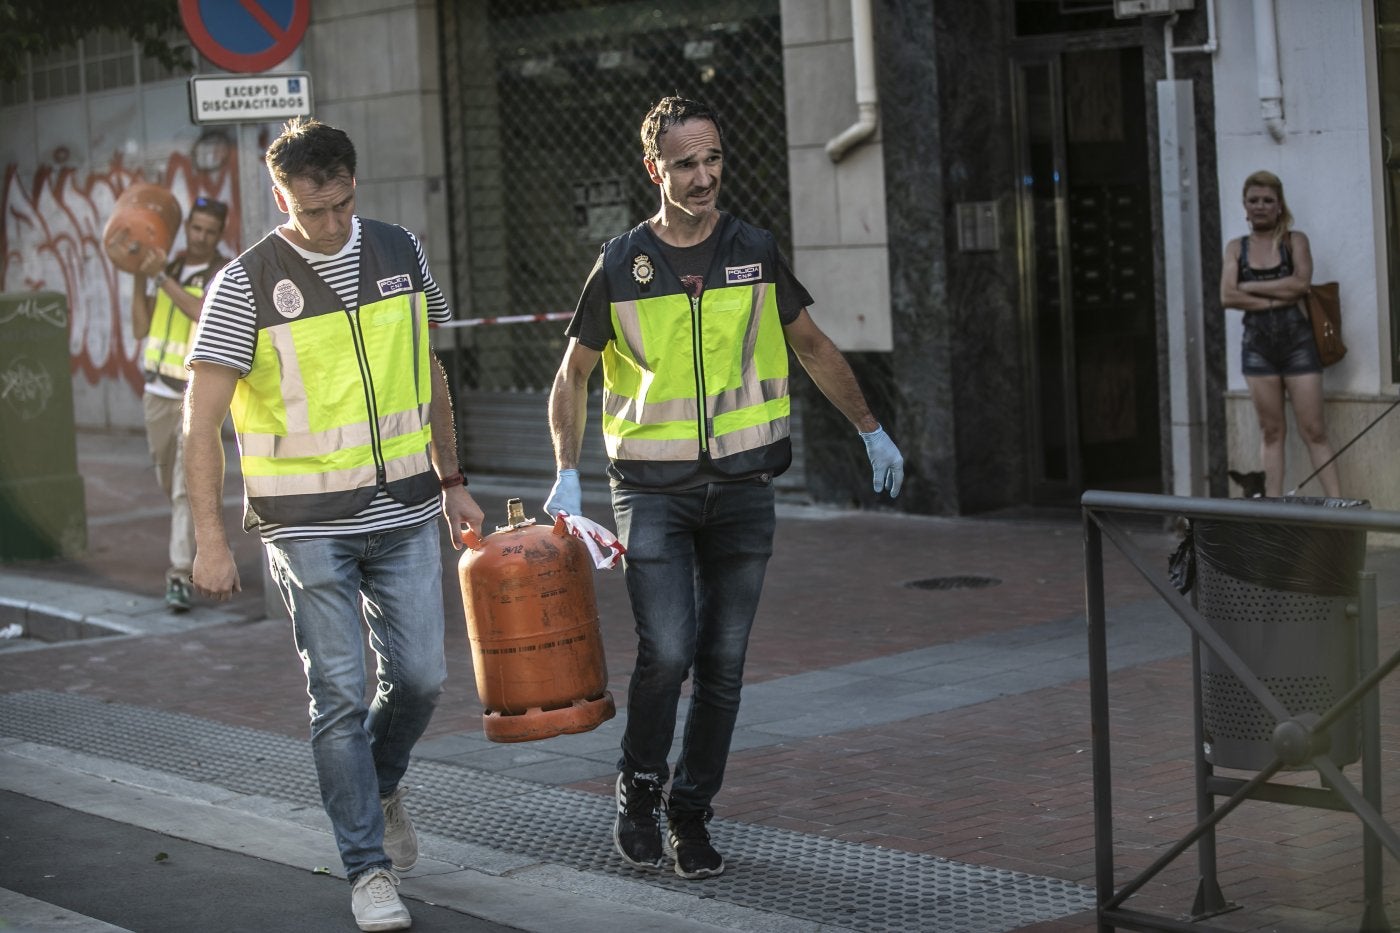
[434,312,573,328]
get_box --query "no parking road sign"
[189,73,313,125]
[180,0,311,74]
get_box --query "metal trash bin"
[0,291,87,560]
[1193,496,1367,771]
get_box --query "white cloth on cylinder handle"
[559,513,626,570]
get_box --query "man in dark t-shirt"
[546,96,903,881]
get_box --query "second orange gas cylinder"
[458,499,615,743]
[102,183,181,274]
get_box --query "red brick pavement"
[3,429,1400,932]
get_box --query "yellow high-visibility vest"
[598,214,791,487]
[233,220,437,525]
[142,255,224,391]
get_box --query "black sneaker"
[614,771,666,870]
[667,809,724,879]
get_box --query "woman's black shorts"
[1241,305,1322,377]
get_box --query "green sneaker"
[165,577,191,612]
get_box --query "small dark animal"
[1228,469,1266,498]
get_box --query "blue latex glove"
[544,468,582,518]
[859,425,904,498]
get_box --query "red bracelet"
[439,470,466,489]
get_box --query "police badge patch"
[632,254,655,287]
[273,278,305,319]
[377,273,412,296]
[725,262,762,284]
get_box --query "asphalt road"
[0,790,520,933]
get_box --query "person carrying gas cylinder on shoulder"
[130,195,230,611]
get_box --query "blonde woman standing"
[1220,170,1341,497]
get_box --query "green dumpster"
[0,290,87,560]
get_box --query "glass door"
[1014,46,1161,503]
[1015,55,1077,498]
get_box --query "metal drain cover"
[904,575,1002,591]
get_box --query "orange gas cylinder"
[459,499,615,743]
[103,183,182,274]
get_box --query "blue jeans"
[611,479,776,817]
[264,519,447,881]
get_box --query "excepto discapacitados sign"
[188,73,313,125]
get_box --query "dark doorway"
[1014,44,1161,503]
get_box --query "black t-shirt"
[566,219,812,351]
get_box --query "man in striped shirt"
[184,118,481,932]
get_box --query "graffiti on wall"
[0,293,68,422]
[0,138,240,396]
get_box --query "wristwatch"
[153,272,168,287]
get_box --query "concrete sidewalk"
[2,429,1400,932]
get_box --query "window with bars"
[31,46,82,102]
[84,29,137,93]
[439,0,791,392]
[2,30,191,104]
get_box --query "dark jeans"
[611,479,776,817]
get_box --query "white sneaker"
[380,786,419,872]
[351,868,410,931]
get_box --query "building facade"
[2,0,1396,515]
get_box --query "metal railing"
[1082,491,1400,933]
